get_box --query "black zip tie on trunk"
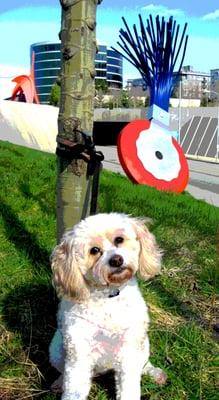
[56,135,104,216]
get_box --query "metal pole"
[211,91,219,163]
[178,79,182,144]
[217,98,219,162]
[204,89,219,163]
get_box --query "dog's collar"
[90,285,123,299]
[108,288,120,298]
[89,278,137,299]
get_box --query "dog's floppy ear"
[132,218,162,280]
[51,233,90,302]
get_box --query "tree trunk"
[57,0,102,242]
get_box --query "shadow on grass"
[2,283,59,391]
[19,181,56,216]
[0,199,51,271]
[92,372,116,400]
[2,283,117,399]
[148,279,211,330]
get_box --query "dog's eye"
[90,246,101,255]
[114,236,124,245]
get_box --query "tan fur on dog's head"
[51,231,90,302]
[51,213,162,302]
[130,217,162,280]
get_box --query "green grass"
[0,140,218,399]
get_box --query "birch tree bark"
[57,0,102,242]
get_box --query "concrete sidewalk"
[97,146,219,207]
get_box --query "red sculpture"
[11,52,40,104]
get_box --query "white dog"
[49,213,166,400]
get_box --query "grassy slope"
[0,140,218,400]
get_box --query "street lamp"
[177,73,187,145]
[178,78,182,144]
[204,89,219,162]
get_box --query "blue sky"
[0,1,219,96]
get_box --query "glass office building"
[31,42,61,104]
[31,42,123,104]
[106,49,123,89]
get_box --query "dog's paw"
[142,362,167,385]
[152,367,167,385]
[51,375,63,393]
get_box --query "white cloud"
[202,9,219,21]
[141,4,185,18]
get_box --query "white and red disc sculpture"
[118,118,189,192]
[114,15,189,193]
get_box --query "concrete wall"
[0,100,218,151]
[0,100,58,153]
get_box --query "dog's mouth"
[110,266,126,275]
[107,266,133,284]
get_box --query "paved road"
[97,146,219,207]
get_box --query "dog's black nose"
[109,254,124,268]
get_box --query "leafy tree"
[118,90,131,108]
[95,79,108,94]
[49,82,60,107]
[200,96,208,107]
[144,95,150,107]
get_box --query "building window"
[35,77,57,86]
[95,62,107,69]
[107,49,119,58]
[35,52,61,62]
[96,70,107,78]
[107,73,123,83]
[95,53,107,61]
[97,45,107,53]
[107,66,122,74]
[35,68,60,78]
[107,57,122,67]
[35,60,61,70]
[37,85,53,94]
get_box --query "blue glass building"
[31,42,123,104]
